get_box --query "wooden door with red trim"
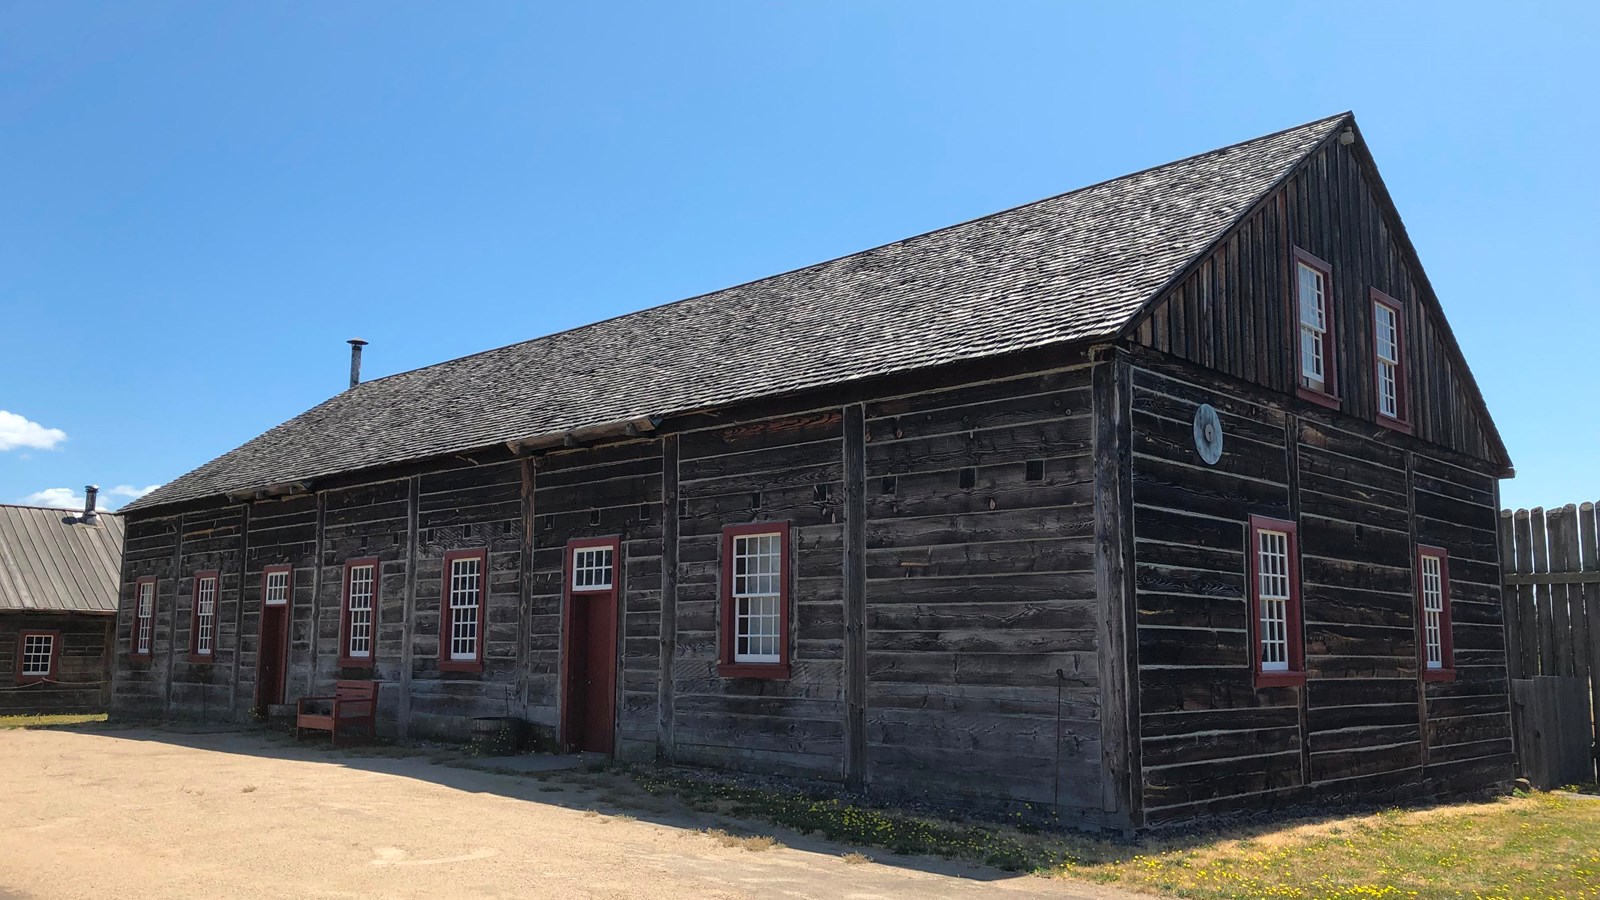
[563,539,619,754]
[256,603,289,709]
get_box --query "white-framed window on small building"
[18,630,57,682]
[1417,546,1455,682]
[439,549,486,673]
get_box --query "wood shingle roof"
[128,113,1349,513]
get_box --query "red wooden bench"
[295,680,380,745]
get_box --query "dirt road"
[0,726,1147,899]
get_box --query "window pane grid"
[136,582,154,654]
[572,547,614,591]
[1298,263,1327,384]
[21,634,53,676]
[347,565,375,657]
[1256,529,1291,672]
[265,570,289,605]
[1422,555,1445,668]
[732,533,782,663]
[195,577,216,654]
[1375,304,1401,418]
[448,557,481,661]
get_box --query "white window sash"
[731,533,783,664]
[448,557,482,661]
[21,634,53,676]
[136,582,154,654]
[346,564,376,658]
[1256,529,1292,672]
[1298,263,1328,385]
[571,546,615,592]
[195,577,216,655]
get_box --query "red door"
[563,538,619,754]
[256,603,289,710]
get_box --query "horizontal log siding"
[406,459,524,739]
[1132,138,1500,466]
[862,365,1103,812]
[240,493,319,722]
[1412,454,1514,792]
[112,513,182,718]
[671,410,846,778]
[0,613,113,714]
[1132,360,1511,825]
[168,506,245,721]
[312,477,411,729]
[530,439,664,760]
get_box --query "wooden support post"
[398,475,420,739]
[1549,505,1576,678]
[517,457,536,716]
[163,513,184,718]
[1530,508,1556,677]
[1092,348,1139,825]
[842,404,867,790]
[1408,451,1427,768]
[230,503,250,719]
[1581,502,1600,765]
[658,435,679,762]
[1286,412,1311,787]
[307,491,327,698]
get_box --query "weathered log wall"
[0,612,113,714]
[1129,356,1511,825]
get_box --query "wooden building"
[1,493,123,714]
[112,112,1514,828]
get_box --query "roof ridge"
[0,502,124,515]
[349,111,1354,392]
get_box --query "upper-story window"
[1294,249,1338,407]
[189,572,218,661]
[1371,289,1410,431]
[1417,546,1454,681]
[1249,515,1304,688]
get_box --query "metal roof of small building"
[0,504,124,614]
[128,113,1350,514]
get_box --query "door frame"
[559,535,622,754]
[254,564,293,713]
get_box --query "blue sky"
[1,3,1594,512]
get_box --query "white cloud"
[0,411,67,452]
[21,487,86,510]
[19,484,162,512]
[107,484,161,501]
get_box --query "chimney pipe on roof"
[82,485,99,525]
[347,338,368,390]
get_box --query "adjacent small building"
[0,492,123,715]
[110,112,1515,828]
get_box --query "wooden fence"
[1499,503,1600,788]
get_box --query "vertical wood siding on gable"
[1131,139,1499,466]
[861,365,1103,810]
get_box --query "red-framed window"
[1371,288,1411,433]
[1294,248,1340,409]
[131,576,157,660]
[1417,545,1455,682]
[17,630,60,684]
[439,549,487,673]
[719,522,791,679]
[339,557,380,668]
[1248,515,1305,688]
[188,571,219,663]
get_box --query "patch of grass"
[705,828,781,851]
[0,713,107,729]
[841,851,871,865]
[240,785,258,794]
[629,768,1600,896]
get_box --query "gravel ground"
[0,726,1151,900]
